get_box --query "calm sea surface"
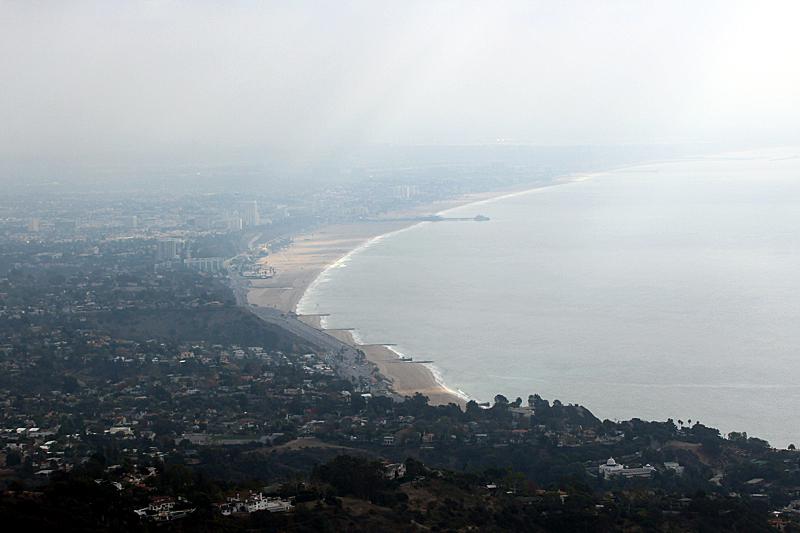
[297,149,800,447]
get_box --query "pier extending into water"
[361,343,397,346]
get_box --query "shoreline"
[242,148,800,446]
[246,177,582,407]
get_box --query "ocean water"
[297,148,800,447]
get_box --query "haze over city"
[2,0,799,179]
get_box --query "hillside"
[89,305,312,353]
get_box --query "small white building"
[599,457,656,480]
[384,462,406,479]
[664,462,684,476]
[599,457,624,479]
[218,493,293,514]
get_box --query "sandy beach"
[246,183,558,407]
[245,221,413,313]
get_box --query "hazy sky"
[1,1,799,165]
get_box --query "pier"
[361,343,398,346]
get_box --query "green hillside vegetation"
[1,452,778,533]
[90,306,308,353]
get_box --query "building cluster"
[0,265,228,338]
[2,151,549,255]
[215,492,293,515]
[597,457,657,480]
[134,496,195,522]
[391,185,418,198]
[6,195,275,240]
[0,335,354,469]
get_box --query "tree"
[152,417,174,436]
[405,457,425,480]
[313,455,389,501]
[465,400,484,420]
[408,392,429,410]
[350,393,366,412]
[728,431,747,444]
[501,467,526,493]
[62,375,80,394]
[5,451,22,466]
[493,394,509,407]
[162,464,194,495]
[701,436,721,456]
[84,458,105,478]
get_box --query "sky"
[1,1,799,168]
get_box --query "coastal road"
[228,271,346,354]
[226,262,400,398]
[246,300,400,399]
[249,305,343,353]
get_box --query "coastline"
[246,178,576,407]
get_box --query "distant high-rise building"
[185,257,225,271]
[243,201,260,227]
[392,185,417,198]
[27,218,39,232]
[141,216,159,228]
[121,216,137,230]
[192,216,211,230]
[156,239,179,260]
[58,220,78,232]
[227,217,243,230]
